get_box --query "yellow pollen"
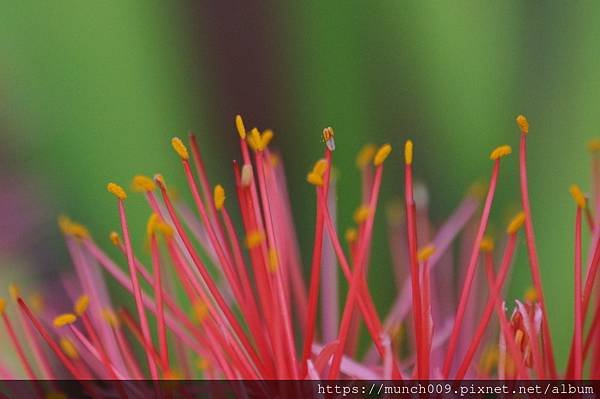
[59,337,79,359]
[58,216,90,239]
[131,175,156,192]
[374,143,392,166]
[345,228,358,244]
[516,115,529,134]
[146,213,160,237]
[247,128,264,151]
[171,137,189,160]
[146,214,173,238]
[245,230,265,249]
[353,205,371,224]
[569,184,587,209]
[489,145,512,161]
[241,164,253,187]
[107,182,127,200]
[8,283,20,301]
[356,144,377,169]
[312,159,329,176]
[587,139,600,153]
[74,295,89,316]
[506,211,526,235]
[29,293,45,314]
[268,248,279,272]
[53,313,77,328]
[479,236,495,252]
[306,172,324,187]
[193,300,209,324]
[101,308,120,327]
[417,244,436,262]
[235,114,246,139]
[214,184,226,210]
[524,286,538,303]
[0,298,5,315]
[404,140,413,165]
[109,231,121,246]
[261,129,274,148]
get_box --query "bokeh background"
[2,1,600,367]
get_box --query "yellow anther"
[101,308,120,327]
[489,145,512,161]
[74,295,89,316]
[570,184,587,209]
[353,205,371,224]
[312,159,329,176]
[345,228,358,244]
[171,137,189,160]
[516,115,529,134]
[524,286,538,303]
[146,213,160,237]
[356,144,377,169]
[587,139,600,153]
[196,357,210,371]
[214,184,226,211]
[247,128,264,151]
[306,172,324,187]
[132,175,156,192]
[57,216,90,239]
[107,182,127,200]
[241,164,253,187]
[506,211,526,235]
[268,248,279,272]
[8,283,20,301]
[417,244,436,262]
[404,140,413,165]
[53,313,77,328]
[374,143,392,166]
[109,231,121,246]
[467,181,488,200]
[29,293,45,314]
[0,298,5,315]
[235,114,247,139]
[193,300,209,323]
[59,337,79,359]
[146,213,173,238]
[322,127,336,151]
[245,230,265,249]
[154,174,166,187]
[261,129,274,148]
[480,236,495,252]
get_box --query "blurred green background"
[1,1,599,367]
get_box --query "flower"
[1,115,599,388]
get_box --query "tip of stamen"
[101,308,120,327]
[262,129,274,148]
[356,144,376,169]
[74,295,90,316]
[353,205,371,224]
[569,184,587,209]
[524,286,538,303]
[306,172,324,187]
[132,175,156,192]
[374,143,392,166]
[214,184,226,210]
[0,298,5,315]
[146,213,174,238]
[506,211,526,235]
[417,244,435,262]
[345,228,358,244]
[516,115,529,134]
[109,231,121,246]
[587,139,600,154]
[322,127,335,151]
[53,313,77,328]
[59,337,79,359]
[489,145,512,161]
[240,164,253,187]
[58,215,90,239]
[107,182,127,200]
[247,128,265,152]
[235,115,247,139]
[245,230,265,249]
[171,137,190,160]
[404,140,413,165]
[8,283,20,301]
[307,159,328,187]
[268,248,279,272]
[479,236,495,252]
